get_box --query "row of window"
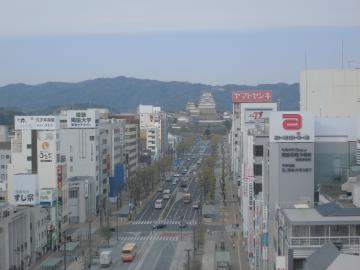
[0,154,9,159]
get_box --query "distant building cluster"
[0,105,172,270]
[230,69,360,270]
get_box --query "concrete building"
[7,116,64,249]
[0,204,48,270]
[0,142,10,202]
[300,69,360,117]
[67,176,96,223]
[0,125,10,142]
[278,204,360,269]
[138,105,168,160]
[230,90,276,185]
[240,112,360,270]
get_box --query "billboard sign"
[39,188,57,206]
[276,256,286,270]
[38,131,55,163]
[232,90,272,103]
[15,116,58,130]
[12,174,39,205]
[66,110,98,128]
[244,109,273,124]
[270,112,314,142]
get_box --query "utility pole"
[88,219,92,268]
[184,248,192,270]
[116,215,119,241]
[63,233,66,270]
[193,226,196,257]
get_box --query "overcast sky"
[0,0,360,86]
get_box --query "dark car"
[152,223,167,229]
[179,221,187,228]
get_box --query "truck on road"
[100,250,112,267]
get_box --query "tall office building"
[7,116,64,249]
[138,105,168,160]
[300,69,360,117]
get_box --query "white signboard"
[244,109,272,124]
[270,112,314,143]
[39,188,57,205]
[12,174,39,205]
[15,116,58,130]
[276,256,286,270]
[66,110,98,128]
[37,131,55,163]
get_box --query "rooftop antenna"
[305,49,309,111]
[341,40,344,70]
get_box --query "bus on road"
[155,199,163,209]
[121,242,136,262]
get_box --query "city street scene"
[1,1,360,270]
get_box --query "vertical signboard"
[38,131,55,163]
[276,256,286,270]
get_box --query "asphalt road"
[134,139,209,226]
[90,139,210,270]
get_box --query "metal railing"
[288,236,360,247]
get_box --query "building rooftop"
[282,202,360,225]
[304,241,360,270]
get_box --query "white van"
[155,199,163,209]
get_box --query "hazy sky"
[0,0,360,86]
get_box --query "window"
[5,155,9,159]
[254,164,262,176]
[70,156,73,162]
[69,145,73,152]
[0,155,4,159]
[27,156,32,161]
[90,136,95,141]
[254,145,264,157]
[69,189,78,198]
[27,144,31,149]
[70,166,73,173]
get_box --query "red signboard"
[282,114,302,130]
[232,90,272,103]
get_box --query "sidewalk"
[202,237,215,270]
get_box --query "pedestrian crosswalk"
[117,234,179,242]
[131,220,197,225]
